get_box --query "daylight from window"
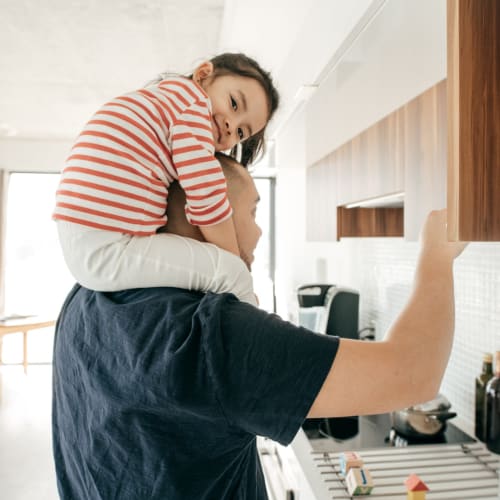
[252,177,274,312]
[4,173,74,317]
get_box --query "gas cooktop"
[302,413,476,453]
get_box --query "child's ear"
[193,61,214,84]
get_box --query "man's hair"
[215,152,249,196]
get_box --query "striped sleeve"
[170,100,233,227]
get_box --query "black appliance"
[297,284,360,440]
[302,412,475,450]
[297,284,359,339]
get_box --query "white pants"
[57,221,257,306]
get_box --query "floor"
[0,364,59,500]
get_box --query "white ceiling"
[0,0,377,143]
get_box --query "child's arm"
[170,94,241,258]
[199,217,240,256]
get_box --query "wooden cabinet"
[447,0,500,241]
[306,80,446,241]
[306,157,338,241]
[336,110,404,206]
[307,1,499,242]
[337,207,404,239]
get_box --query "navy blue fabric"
[52,285,339,499]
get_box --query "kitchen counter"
[288,420,500,499]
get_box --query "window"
[3,173,72,363]
[4,173,73,316]
[252,177,276,312]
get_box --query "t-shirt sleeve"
[198,293,340,445]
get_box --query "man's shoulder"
[62,286,274,341]
[67,285,242,318]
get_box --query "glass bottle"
[485,351,500,454]
[475,352,493,441]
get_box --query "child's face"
[195,63,268,151]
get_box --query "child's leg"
[57,221,257,306]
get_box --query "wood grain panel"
[337,207,404,239]
[447,0,500,241]
[337,109,405,204]
[307,80,446,241]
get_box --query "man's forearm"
[384,252,456,402]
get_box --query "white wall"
[0,138,71,172]
[274,107,309,318]
[273,0,500,435]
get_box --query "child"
[53,53,279,305]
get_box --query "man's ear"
[193,61,214,85]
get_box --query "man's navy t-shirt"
[52,285,340,499]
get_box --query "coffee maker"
[297,284,360,440]
[297,284,359,339]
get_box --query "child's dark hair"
[208,53,279,167]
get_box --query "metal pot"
[391,394,457,438]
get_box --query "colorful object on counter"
[339,451,363,475]
[345,467,374,496]
[404,474,429,500]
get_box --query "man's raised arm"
[308,210,467,418]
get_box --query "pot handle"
[426,411,457,422]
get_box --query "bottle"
[485,351,500,454]
[475,352,493,441]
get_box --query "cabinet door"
[306,158,338,241]
[337,110,405,205]
[447,0,500,241]
[404,80,447,241]
[336,141,353,206]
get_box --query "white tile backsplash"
[285,237,500,434]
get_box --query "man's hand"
[420,209,468,261]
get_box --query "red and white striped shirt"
[53,77,232,235]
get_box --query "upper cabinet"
[306,80,447,242]
[306,0,499,242]
[335,107,404,207]
[404,80,447,240]
[447,0,500,241]
[306,156,338,242]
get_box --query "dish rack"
[311,442,499,499]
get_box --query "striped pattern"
[53,77,232,234]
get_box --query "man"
[52,154,467,499]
